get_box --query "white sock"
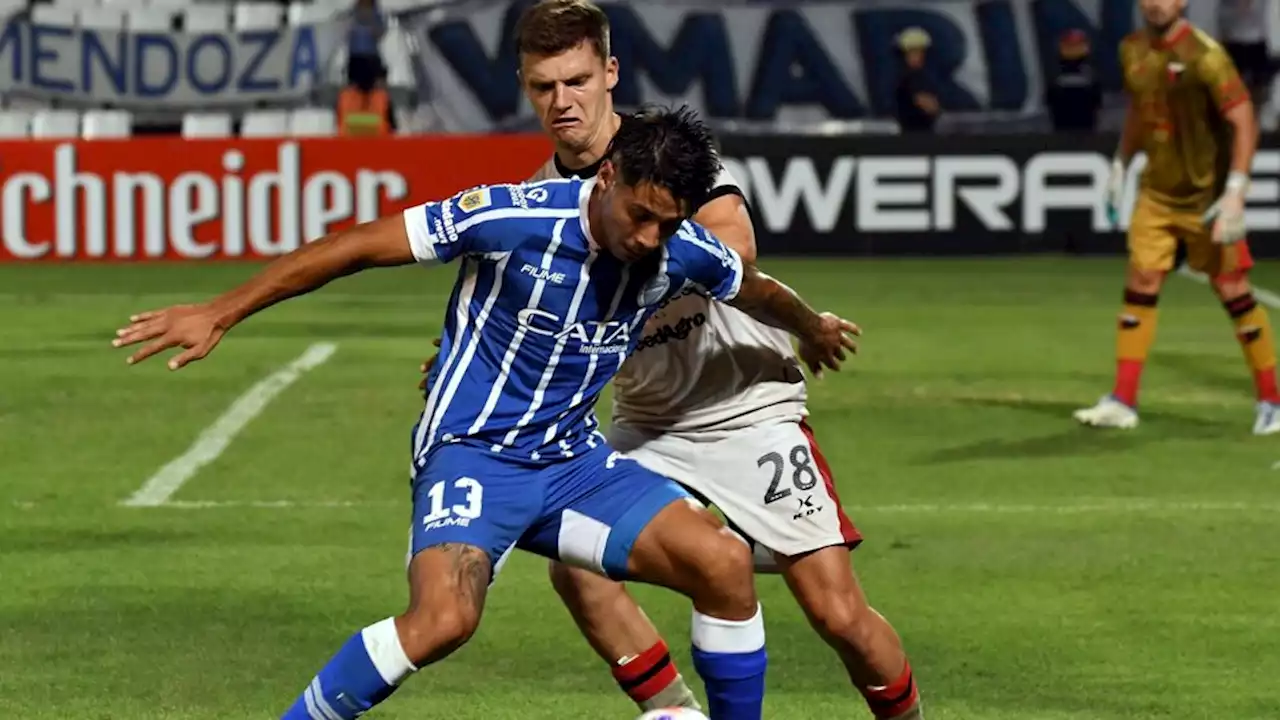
[690,604,765,654]
[360,617,417,685]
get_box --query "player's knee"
[397,598,482,663]
[547,559,609,607]
[1212,271,1251,299]
[1126,266,1165,295]
[807,592,877,651]
[547,559,575,598]
[688,531,756,614]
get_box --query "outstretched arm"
[689,184,812,334]
[203,215,414,329]
[114,214,415,369]
[677,214,859,377]
[728,264,824,337]
[727,263,859,377]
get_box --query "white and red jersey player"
[528,137,860,564]
[507,5,922,715]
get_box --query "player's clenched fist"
[797,312,860,378]
[112,303,227,371]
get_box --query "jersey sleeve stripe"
[701,184,751,216]
[721,251,744,302]
[682,232,735,265]
[676,226,745,300]
[705,185,745,204]
[454,207,579,236]
[1219,90,1249,114]
[402,203,439,264]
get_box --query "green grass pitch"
[2,258,1278,719]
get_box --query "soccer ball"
[636,710,709,720]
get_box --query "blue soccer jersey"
[404,178,744,466]
[280,178,771,720]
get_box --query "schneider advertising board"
[718,134,1280,257]
[0,135,551,261]
[4,133,1280,261]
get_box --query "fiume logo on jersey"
[521,263,566,284]
[517,308,631,355]
[635,313,706,352]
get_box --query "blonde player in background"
[420,1,925,718]
[1075,0,1280,434]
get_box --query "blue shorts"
[409,442,690,580]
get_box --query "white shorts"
[607,418,862,563]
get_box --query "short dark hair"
[514,0,611,61]
[606,105,721,213]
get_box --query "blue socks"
[281,610,767,719]
[690,605,768,720]
[282,618,416,719]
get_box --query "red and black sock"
[1114,289,1160,407]
[860,660,920,719]
[612,640,680,706]
[1222,292,1280,402]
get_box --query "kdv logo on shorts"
[792,494,824,522]
[421,477,484,531]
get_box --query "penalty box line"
[120,342,339,508]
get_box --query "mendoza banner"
[0,135,551,262]
[0,13,343,107]
[403,0,1220,132]
[716,132,1280,257]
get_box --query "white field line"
[161,499,394,509]
[1176,265,1280,308]
[1178,265,1280,467]
[126,498,1280,514]
[120,343,338,508]
[111,269,1279,508]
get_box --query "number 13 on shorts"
[421,477,485,528]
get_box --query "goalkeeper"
[1075,7,1280,435]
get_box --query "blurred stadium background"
[3,1,1280,718]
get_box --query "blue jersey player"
[112,106,860,719]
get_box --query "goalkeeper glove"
[1203,171,1249,245]
[1105,156,1125,227]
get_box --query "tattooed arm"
[726,263,860,377]
[728,264,825,336]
